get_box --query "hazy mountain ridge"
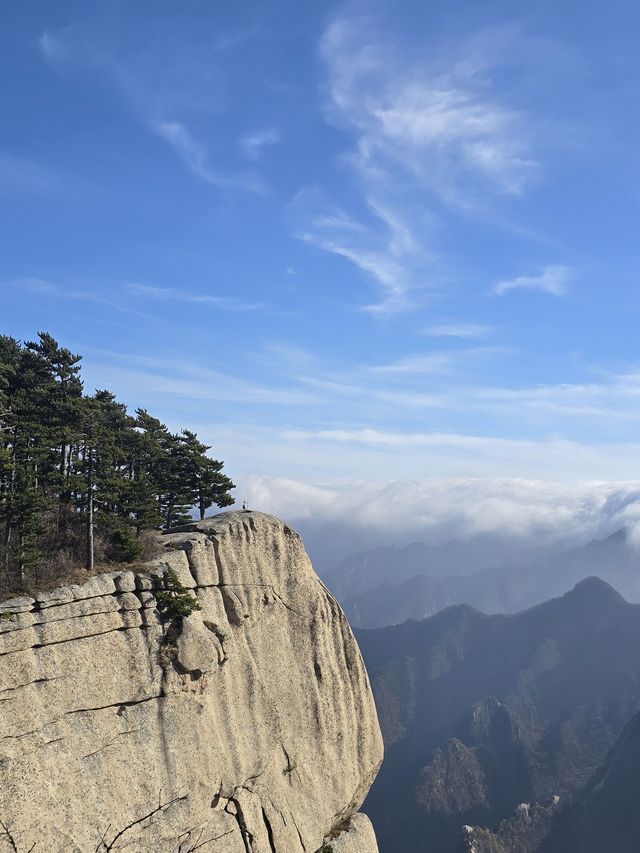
[357,577,640,853]
[332,528,640,628]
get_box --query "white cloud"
[9,277,58,294]
[38,28,266,195]
[493,264,573,296]
[83,353,320,409]
[127,284,264,312]
[370,346,504,376]
[282,427,573,452]
[290,13,545,313]
[424,323,493,339]
[320,15,537,201]
[242,474,640,549]
[6,278,154,320]
[240,128,281,160]
[289,187,423,314]
[0,150,61,197]
[38,31,71,66]
[152,121,265,194]
[153,122,215,183]
[370,354,454,374]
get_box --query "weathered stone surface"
[161,531,220,587]
[175,613,220,674]
[0,595,34,613]
[113,570,136,593]
[0,511,382,853]
[34,586,74,608]
[332,813,380,852]
[69,573,116,598]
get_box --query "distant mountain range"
[328,528,640,628]
[356,577,640,853]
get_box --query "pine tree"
[180,429,235,520]
[0,334,235,592]
[24,333,83,504]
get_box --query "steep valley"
[357,577,640,853]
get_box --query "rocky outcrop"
[0,511,383,852]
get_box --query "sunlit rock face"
[0,511,383,853]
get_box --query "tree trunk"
[3,519,12,574]
[18,527,25,587]
[60,441,67,480]
[164,497,174,532]
[86,441,94,572]
[3,437,16,572]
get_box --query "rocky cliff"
[0,511,383,852]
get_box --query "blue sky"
[3,0,640,510]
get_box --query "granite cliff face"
[0,511,383,852]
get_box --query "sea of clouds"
[242,476,640,552]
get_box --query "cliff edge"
[0,511,383,852]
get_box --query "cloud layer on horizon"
[242,475,640,550]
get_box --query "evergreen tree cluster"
[0,333,235,593]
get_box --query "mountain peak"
[565,576,627,606]
[603,527,629,545]
[583,527,630,549]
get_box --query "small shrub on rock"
[156,566,201,622]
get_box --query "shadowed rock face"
[0,511,383,853]
[538,708,640,853]
[357,577,640,853]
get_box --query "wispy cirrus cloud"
[127,284,265,312]
[9,277,58,294]
[289,187,426,314]
[38,25,266,195]
[282,426,575,451]
[493,264,573,296]
[152,121,266,193]
[370,347,502,375]
[6,278,155,320]
[321,16,538,200]
[370,353,456,375]
[289,11,547,314]
[0,150,61,197]
[7,277,264,319]
[239,128,281,160]
[424,323,494,339]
